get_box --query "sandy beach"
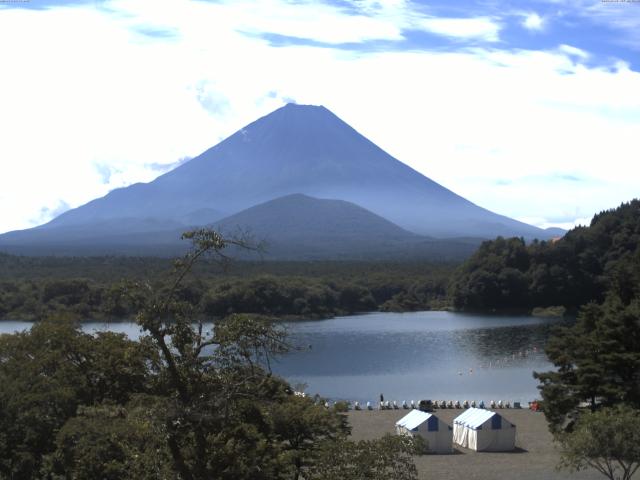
[347,408,624,480]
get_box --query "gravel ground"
[347,408,629,480]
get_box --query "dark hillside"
[449,200,640,311]
[213,194,480,260]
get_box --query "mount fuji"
[0,103,557,258]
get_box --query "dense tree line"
[531,207,640,423]
[0,314,421,479]
[0,254,453,283]
[512,202,640,479]
[534,272,640,479]
[449,200,640,311]
[445,201,640,437]
[3,201,640,477]
[534,285,640,431]
[0,230,419,480]
[0,264,453,321]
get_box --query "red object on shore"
[530,401,539,412]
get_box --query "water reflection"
[275,312,566,402]
[0,311,567,403]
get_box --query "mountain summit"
[0,103,554,256]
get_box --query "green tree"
[44,400,173,480]
[129,229,354,479]
[1,230,420,480]
[449,237,533,310]
[269,395,350,480]
[304,434,418,480]
[534,298,640,432]
[557,406,640,480]
[0,315,151,479]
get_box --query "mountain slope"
[33,103,550,239]
[215,193,482,260]
[213,193,426,260]
[0,194,481,260]
[215,193,417,242]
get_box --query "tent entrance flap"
[491,415,502,430]
[428,415,439,432]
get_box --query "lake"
[0,311,562,405]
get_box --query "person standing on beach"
[380,393,384,403]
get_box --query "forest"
[0,231,421,479]
[449,200,640,312]
[0,256,453,321]
[2,201,640,323]
[1,203,640,478]
[445,201,640,479]
[2,201,640,321]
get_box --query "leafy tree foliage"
[269,395,350,480]
[446,201,640,453]
[557,406,640,480]
[450,200,640,311]
[0,265,452,321]
[0,315,152,478]
[0,230,418,480]
[534,297,640,432]
[44,401,173,480]
[528,204,640,434]
[304,434,418,480]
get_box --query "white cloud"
[112,0,404,45]
[0,0,639,235]
[522,12,544,31]
[343,0,502,43]
[417,16,501,42]
[557,43,589,59]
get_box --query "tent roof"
[395,410,433,430]
[453,408,497,429]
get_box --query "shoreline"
[0,306,569,323]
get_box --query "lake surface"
[0,311,563,404]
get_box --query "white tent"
[453,408,516,452]
[395,410,453,454]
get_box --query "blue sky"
[1,0,639,233]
